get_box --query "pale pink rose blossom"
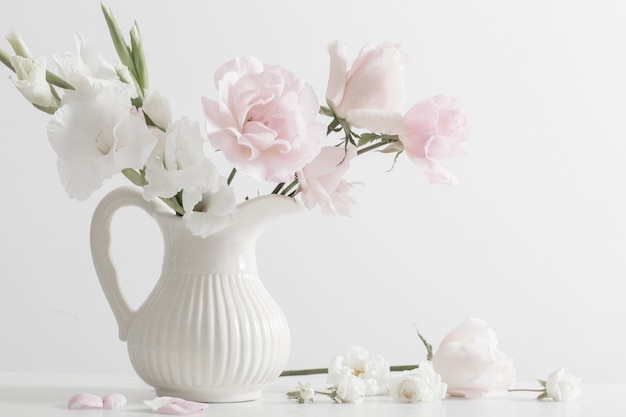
[398,94,469,185]
[431,318,516,398]
[202,56,324,182]
[326,41,409,134]
[297,145,357,216]
[144,396,208,415]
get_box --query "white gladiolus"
[10,55,57,108]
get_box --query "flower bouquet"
[1,4,470,403]
[1,4,469,237]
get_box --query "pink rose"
[431,318,516,398]
[398,94,469,185]
[326,41,409,134]
[297,145,357,216]
[202,56,324,182]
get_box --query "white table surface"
[0,372,619,416]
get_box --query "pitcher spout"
[216,194,306,240]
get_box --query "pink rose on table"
[202,56,324,182]
[297,145,357,216]
[398,94,469,185]
[326,41,409,134]
[431,318,516,398]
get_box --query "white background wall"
[1,0,625,384]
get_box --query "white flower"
[6,31,32,58]
[332,369,367,404]
[388,361,447,403]
[47,87,157,200]
[54,32,133,103]
[9,55,57,108]
[142,89,173,129]
[183,179,237,238]
[143,117,219,201]
[544,368,581,402]
[327,346,390,395]
[298,381,315,402]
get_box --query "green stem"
[508,389,545,392]
[357,140,392,155]
[227,167,237,185]
[271,182,285,194]
[0,47,15,72]
[280,364,420,377]
[280,368,328,377]
[280,179,299,196]
[122,168,184,215]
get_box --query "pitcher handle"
[90,186,168,341]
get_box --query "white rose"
[388,361,447,403]
[545,368,581,402]
[431,318,516,398]
[327,346,390,395]
[332,369,367,404]
[297,382,315,402]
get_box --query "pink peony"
[431,318,516,398]
[326,41,409,134]
[202,56,324,182]
[398,94,469,185]
[297,145,357,216]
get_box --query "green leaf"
[101,3,137,77]
[130,21,149,90]
[357,133,380,147]
[0,47,15,71]
[45,70,74,90]
[415,326,434,361]
[32,103,58,114]
[326,117,340,135]
[537,379,546,387]
[319,105,334,117]
[536,391,549,400]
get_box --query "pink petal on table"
[67,393,103,409]
[144,396,208,415]
[102,393,127,409]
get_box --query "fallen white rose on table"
[327,345,390,395]
[388,361,447,403]
[543,368,581,401]
[331,369,367,404]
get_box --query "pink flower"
[398,95,469,185]
[144,396,208,415]
[326,41,409,134]
[67,393,126,409]
[431,318,516,398]
[297,145,357,216]
[202,56,324,182]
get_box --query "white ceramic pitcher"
[90,187,302,402]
